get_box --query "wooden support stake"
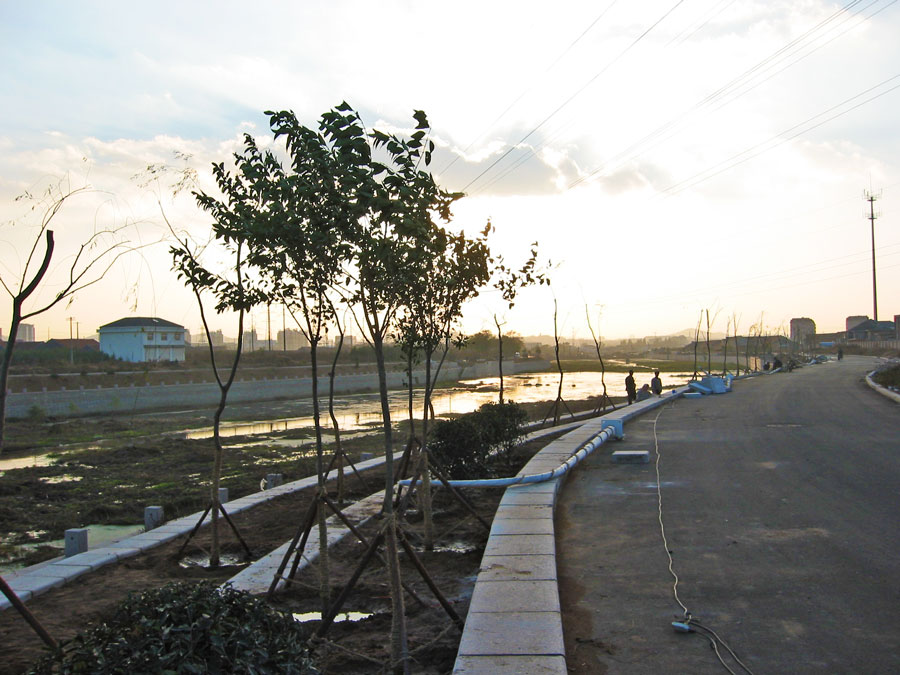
[217,503,252,558]
[397,529,463,630]
[321,493,426,608]
[427,450,491,532]
[317,527,386,637]
[177,504,212,556]
[0,576,57,649]
[266,496,319,598]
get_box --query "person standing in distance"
[650,370,662,395]
[625,369,636,405]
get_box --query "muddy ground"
[0,395,612,673]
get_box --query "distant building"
[789,318,816,348]
[241,329,261,351]
[17,323,35,342]
[98,317,186,362]
[190,329,225,347]
[846,318,897,341]
[846,315,869,331]
[276,328,309,350]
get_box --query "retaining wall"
[5,359,550,418]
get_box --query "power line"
[461,0,688,193]
[485,0,888,197]
[439,1,619,176]
[569,0,888,191]
[659,72,900,196]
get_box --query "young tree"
[315,103,460,671]
[0,181,134,453]
[490,244,549,402]
[585,304,616,412]
[394,224,491,548]
[167,147,271,567]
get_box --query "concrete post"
[64,528,88,557]
[265,473,283,490]
[218,487,229,503]
[144,505,165,531]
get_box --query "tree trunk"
[0,231,54,454]
[210,395,226,568]
[422,350,434,551]
[372,331,409,672]
[495,315,504,404]
[310,340,330,612]
[328,324,346,503]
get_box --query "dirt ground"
[0,427,566,674]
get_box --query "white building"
[98,317,186,362]
[17,323,35,342]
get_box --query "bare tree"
[0,181,136,453]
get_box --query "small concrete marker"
[144,505,165,531]
[218,487,229,504]
[64,528,88,557]
[360,451,374,461]
[265,473,283,490]
[611,450,650,464]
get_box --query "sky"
[1,0,899,345]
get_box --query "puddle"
[428,541,478,554]
[178,552,248,569]
[292,611,375,623]
[0,453,58,475]
[38,474,83,484]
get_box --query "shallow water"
[0,370,692,471]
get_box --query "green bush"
[29,582,317,674]
[477,401,528,456]
[26,404,47,423]
[428,401,528,479]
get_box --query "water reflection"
[292,611,375,623]
[186,370,691,441]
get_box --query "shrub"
[26,404,47,423]
[28,582,317,674]
[428,401,528,479]
[428,415,488,479]
[477,401,528,458]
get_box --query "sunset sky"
[2,1,899,344]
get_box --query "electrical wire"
[652,402,755,674]
[568,0,892,192]
[660,71,900,196]
[461,0,688,193]
[439,0,619,176]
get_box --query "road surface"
[557,356,900,674]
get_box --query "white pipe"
[399,424,617,489]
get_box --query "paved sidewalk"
[557,357,900,674]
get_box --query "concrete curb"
[0,416,590,613]
[0,451,402,612]
[452,391,685,674]
[866,370,900,404]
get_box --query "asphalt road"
[557,355,900,674]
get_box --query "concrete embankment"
[5,359,550,419]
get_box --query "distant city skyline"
[2,2,899,343]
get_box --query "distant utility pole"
[67,316,74,364]
[864,190,881,321]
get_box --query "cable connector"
[672,621,693,633]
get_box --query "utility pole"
[864,190,881,321]
[67,317,74,365]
